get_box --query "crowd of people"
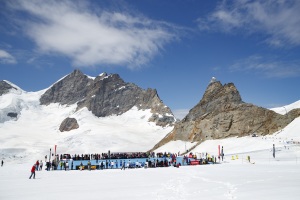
[33,151,182,171]
[61,152,150,161]
[26,150,221,179]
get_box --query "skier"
[29,164,36,179]
[273,144,276,158]
[1,160,3,167]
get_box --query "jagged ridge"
[151,79,300,150]
[40,70,176,127]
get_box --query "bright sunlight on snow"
[1,87,300,200]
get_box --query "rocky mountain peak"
[40,70,175,127]
[186,80,242,121]
[98,72,108,80]
[40,69,93,105]
[202,80,241,105]
[151,79,300,151]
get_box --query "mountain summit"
[152,78,300,150]
[0,70,175,161]
[40,70,175,127]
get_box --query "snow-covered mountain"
[0,71,175,163]
[1,71,300,166]
[1,88,300,200]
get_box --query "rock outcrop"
[0,80,17,96]
[40,70,175,127]
[40,70,93,105]
[59,117,79,132]
[0,81,22,123]
[152,78,300,150]
[7,112,18,118]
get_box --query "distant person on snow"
[40,160,43,171]
[29,164,36,179]
[273,144,276,158]
[221,146,224,161]
[80,162,83,171]
[1,160,3,167]
[121,161,126,170]
[35,160,39,171]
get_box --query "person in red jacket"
[29,164,36,179]
[36,160,40,171]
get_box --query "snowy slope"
[0,86,172,164]
[270,100,300,114]
[1,161,300,200]
[1,85,300,200]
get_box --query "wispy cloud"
[197,0,300,47]
[230,55,300,78]
[8,0,179,68]
[0,49,17,64]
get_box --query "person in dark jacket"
[221,146,224,161]
[29,164,36,179]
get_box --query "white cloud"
[230,55,300,78]
[198,0,300,46]
[10,0,178,68]
[0,49,17,64]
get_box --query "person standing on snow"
[273,144,276,158]
[80,162,83,171]
[221,146,224,161]
[87,161,91,170]
[65,161,69,171]
[121,161,126,170]
[29,164,36,179]
[1,160,3,167]
[111,160,114,169]
[36,160,40,171]
[40,160,43,171]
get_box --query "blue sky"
[1,0,300,119]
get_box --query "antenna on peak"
[210,77,217,83]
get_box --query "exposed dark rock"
[40,70,93,105]
[151,78,298,150]
[7,112,18,118]
[0,81,17,96]
[40,70,175,127]
[59,117,79,132]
